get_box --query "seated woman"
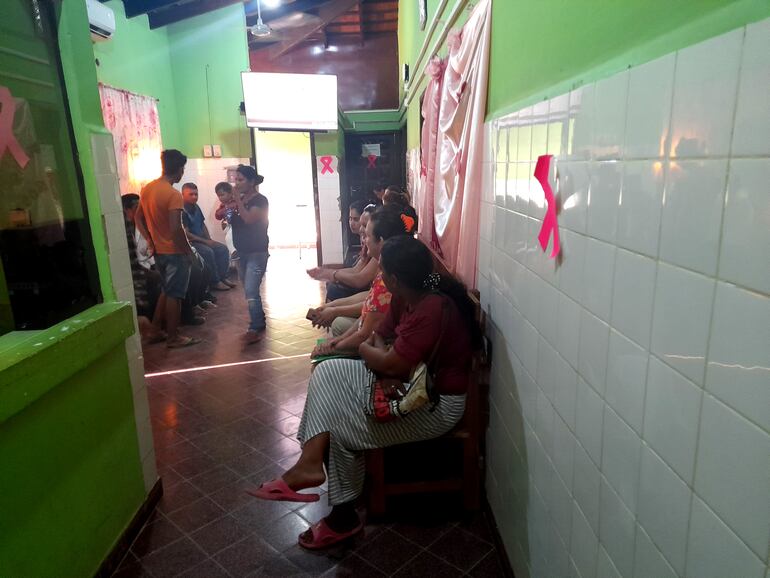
[250,235,482,549]
[307,203,378,302]
[306,204,376,330]
[311,206,412,356]
[382,186,418,234]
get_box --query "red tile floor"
[115,249,509,577]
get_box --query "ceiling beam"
[148,0,243,28]
[124,0,189,18]
[264,0,360,59]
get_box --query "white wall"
[316,154,344,265]
[91,129,157,493]
[479,19,770,578]
[180,157,249,244]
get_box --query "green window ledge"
[0,302,135,424]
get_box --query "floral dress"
[359,272,391,328]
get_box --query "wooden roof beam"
[265,0,360,59]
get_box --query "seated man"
[123,193,205,329]
[307,203,378,302]
[181,182,235,292]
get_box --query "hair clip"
[422,272,440,290]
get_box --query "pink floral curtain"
[417,57,446,247]
[429,0,491,288]
[98,84,162,196]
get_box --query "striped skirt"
[297,358,466,506]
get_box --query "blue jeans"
[192,240,230,283]
[239,251,268,331]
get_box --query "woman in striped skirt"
[251,235,482,549]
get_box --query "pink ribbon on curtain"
[0,86,30,169]
[367,154,377,169]
[319,156,334,174]
[535,154,561,258]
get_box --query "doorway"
[254,130,317,257]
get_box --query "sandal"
[246,478,320,503]
[298,518,364,550]
[166,336,202,349]
[144,332,167,345]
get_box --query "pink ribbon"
[0,86,30,169]
[367,154,377,169]
[319,155,334,175]
[535,154,560,258]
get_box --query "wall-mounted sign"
[361,143,380,157]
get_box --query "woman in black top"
[231,165,270,344]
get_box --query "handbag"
[365,298,447,422]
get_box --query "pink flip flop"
[246,478,320,503]
[298,518,364,550]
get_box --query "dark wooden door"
[342,131,405,252]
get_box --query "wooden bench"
[364,250,490,516]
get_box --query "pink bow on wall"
[319,156,334,175]
[534,154,561,258]
[0,86,30,169]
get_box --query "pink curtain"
[98,84,163,196]
[417,57,446,246]
[430,0,491,288]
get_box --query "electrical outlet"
[203,145,213,158]
[212,145,222,158]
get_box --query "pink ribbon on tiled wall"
[535,154,560,258]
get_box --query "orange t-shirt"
[139,178,184,254]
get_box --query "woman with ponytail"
[250,235,479,550]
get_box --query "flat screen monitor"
[241,72,338,131]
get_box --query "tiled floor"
[116,249,509,577]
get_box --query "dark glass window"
[0,0,101,333]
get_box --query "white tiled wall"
[180,157,250,244]
[479,20,770,578]
[91,129,158,492]
[316,155,344,265]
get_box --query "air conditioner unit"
[86,0,115,41]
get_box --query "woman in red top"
[250,235,482,549]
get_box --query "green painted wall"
[0,303,142,577]
[343,109,403,133]
[487,0,770,119]
[167,4,251,158]
[93,2,251,158]
[93,1,181,150]
[0,1,147,575]
[399,0,770,147]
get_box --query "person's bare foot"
[282,463,326,491]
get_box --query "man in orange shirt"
[135,149,200,348]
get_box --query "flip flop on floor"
[145,332,167,345]
[246,478,320,503]
[166,336,202,349]
[298,518,364,550]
